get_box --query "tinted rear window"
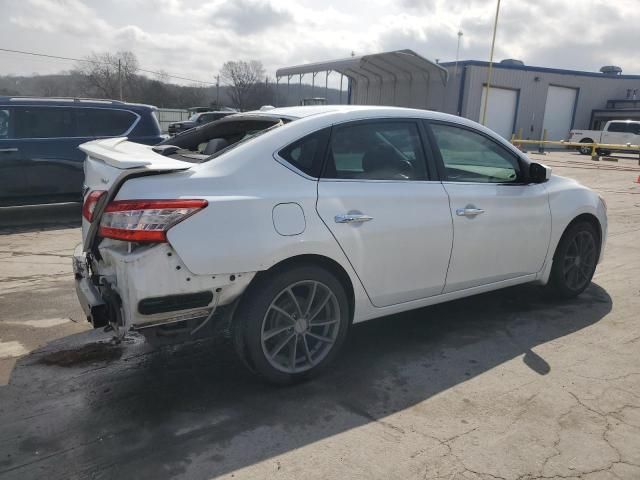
[76,109,136,137]
[14,107,75,139]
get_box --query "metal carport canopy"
[275,49,449,105]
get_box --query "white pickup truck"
[569,120,640,155]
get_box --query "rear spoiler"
[79,137,194,170]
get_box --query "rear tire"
[546,221,599,299]
[578,139,593,155]
[233,264,350,385]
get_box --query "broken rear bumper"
[72,244,111,328]
[72,242,255,332]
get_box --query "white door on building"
[479,86,518,140]
[542,86,577,141]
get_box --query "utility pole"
[454,30,463,78]
[118,58,123,101]
[481,0,501,126]
[215,74,220,107]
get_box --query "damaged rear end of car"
[73,135,258,343]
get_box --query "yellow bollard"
[591,144,599,161]
[538,129,547,154]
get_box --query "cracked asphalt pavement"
[0,152,639,480]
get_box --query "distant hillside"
[0,73,345,110]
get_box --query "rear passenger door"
[315,120,453,307]
[8,106,139,203]
[13,106,83,201]
[0,108,30,204]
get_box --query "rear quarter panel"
[114,118,374,320]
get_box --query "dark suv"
[0,97,166,206]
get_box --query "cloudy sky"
[1,0,638,86]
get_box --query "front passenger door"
[428,122,551,293]
[601,122,629,145]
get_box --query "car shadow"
[0,203,81,234]
[0,282,612,479]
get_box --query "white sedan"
[73,106,607,384]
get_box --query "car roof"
[247,104,472,125]
[196,111,233,115]
[0,96,156,112]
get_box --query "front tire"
[547,221,599,298]
[234,264,350,385]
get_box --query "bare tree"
[220,60,265,111]
[76,51,138,100]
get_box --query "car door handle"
[0,148,18,153]
[456,207,485,217]
[335,214,374,224]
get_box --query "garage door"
[479,86,518,140]
[542,86,577,141]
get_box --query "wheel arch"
[577,138,594,154]
[244,254,356,321]
[556,213,603,260]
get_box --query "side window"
[200,114,221,124]
[430,123,521,183]
[278,128,330,178]
[75,109,93,137]
[607,122,627,133]
[324,122,427,180]
[15,107,75,139]
[0,109,11,139]
[627,123,640,135]
[76,109,136,137]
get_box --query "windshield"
[187,113,200,122]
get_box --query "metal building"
[275,50,448,111]
[276,51,640,141]
[443,60,640,140]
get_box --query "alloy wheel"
[562,230,597,291]
[261,280,341,374]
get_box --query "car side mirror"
[529,162,551,183]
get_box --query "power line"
[0,47,216,86]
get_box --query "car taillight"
[98,199,208,243]
[82,190,107,221]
